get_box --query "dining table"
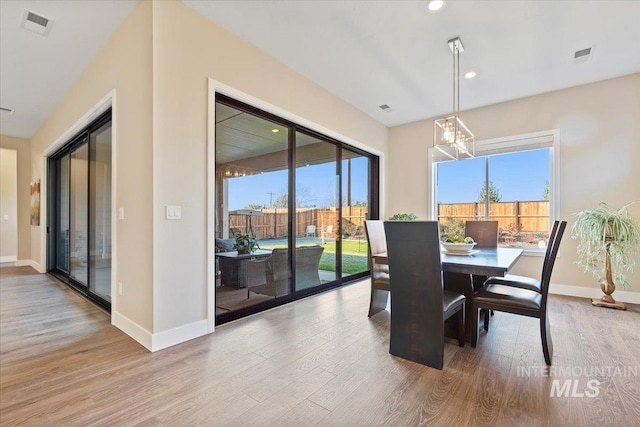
[372,247,524,346]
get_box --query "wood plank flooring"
[1,263,639,426]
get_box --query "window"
[433,131,558,249]
[214,94,378,324]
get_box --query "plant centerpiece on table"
[572,202,640,310]
[233,232,258,255]
[388,213,418,221]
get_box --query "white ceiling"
[0,0,138,138]
[1,1,639,138]
[185,0,640,127]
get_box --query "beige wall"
[0,148,18,260]
[151,1,388,332]
[28,1,154,331]
[388,73,640,294]
[22,0,387,344]
[0,135,31,261]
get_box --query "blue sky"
[436,148,550,203]
[227,149,549,209]
[228,157,369,210]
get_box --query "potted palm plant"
[572,202,640,310]
[233,232,258,255]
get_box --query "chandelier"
[433,37,475,160]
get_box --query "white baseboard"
[112,311,153,351]
[0,256,17,263]
[15,259,43,272]
[112,312,210,352]
[550,283,640,305]
[151,319,209,352]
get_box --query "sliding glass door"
[214,94,378,324]
[295,130,339,288]
[89,122,113,302]
[48,111,112,310]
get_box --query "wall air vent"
[21,9,54,36]
[0,107,14,115]
[573,46,594,64]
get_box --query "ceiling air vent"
[0,107,14,115]
[379,104,391,111]
[21,9,53,36]
[573,46,594,64]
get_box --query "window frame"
[429,129,560,255]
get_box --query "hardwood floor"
[1,263,639,426]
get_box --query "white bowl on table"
[441,242,476,253]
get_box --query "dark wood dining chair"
[442,220,499,346]
[482,221,560,293]
[364,220,390,317]
[465,220,499,291]
[474,220,567,365]
[384,221,465,370]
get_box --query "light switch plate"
[166,205,182,220]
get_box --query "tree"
[478,181,502,202]
[272,193,288,208]
[542,180,550,201]
[272,185,316,208]
[244,203,264,210]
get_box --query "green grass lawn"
[259,239,369,274]
[319,253,367,274]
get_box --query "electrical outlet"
[118,208,125,220]
[118,282,123,295]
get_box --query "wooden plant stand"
[592,298,626,310]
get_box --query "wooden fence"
[229,206,368,238]
[437,200,549,232]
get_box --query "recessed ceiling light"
[464,71,477,79]
[272,129,279,133]
[428,0,444,11]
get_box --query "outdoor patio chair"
[321,225,335,243]
[305,225,317,237]
[247,246,324,297]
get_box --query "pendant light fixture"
[433,37,475,160]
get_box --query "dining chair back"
[465,221,498,248]
[364,220,390,317]
[483,220,561,293]
[475,220,567,365]
[464,221,499,293]
[384,221,465,370]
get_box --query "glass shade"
[433,115,475,160]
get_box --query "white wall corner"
[151,319,210,352]
[550,283,640,305]
[112,311,153,351]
